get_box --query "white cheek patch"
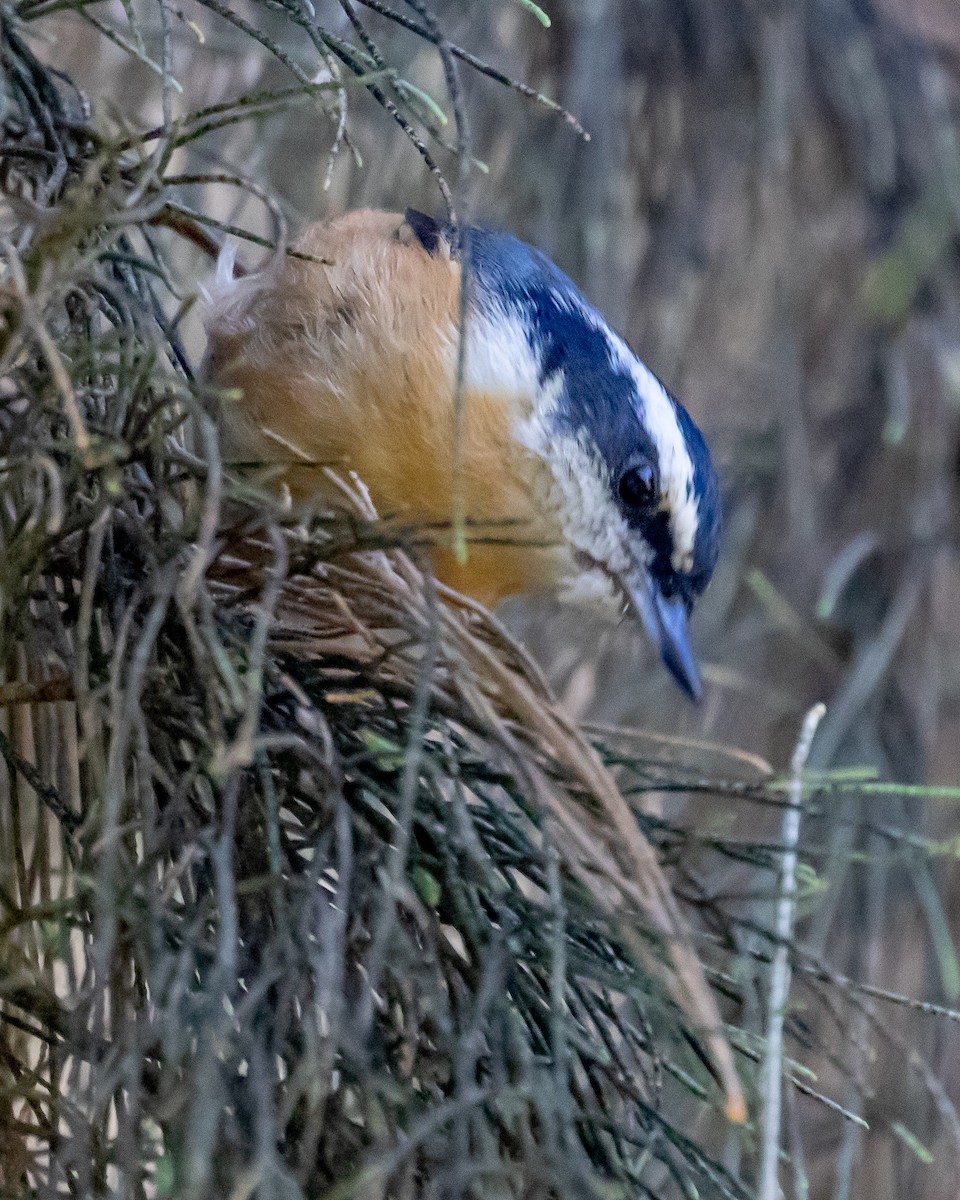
[530,429,635,579]
[461,305,543,400]
[573,303,699,574]
[557,563,621,612]
[441,302,565,432]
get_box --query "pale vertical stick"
[759,702,826,1200]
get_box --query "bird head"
[404,210,722,701]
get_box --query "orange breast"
[205,209,566,608]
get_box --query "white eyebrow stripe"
[572,301,699,572]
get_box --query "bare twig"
[758,702,826,1200]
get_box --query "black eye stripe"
[617,463,657,510]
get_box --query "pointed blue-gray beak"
[626,574,702,702]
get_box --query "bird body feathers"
[206,209,565,606]
[205,208,721,697]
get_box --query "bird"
[204,208,721,700]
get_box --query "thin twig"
[4,242,91,456]
[758,702,826,1200]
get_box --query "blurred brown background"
[49,1,960,1194]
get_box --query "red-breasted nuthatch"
[205,208,721,699]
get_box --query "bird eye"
[617,463,657,511]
